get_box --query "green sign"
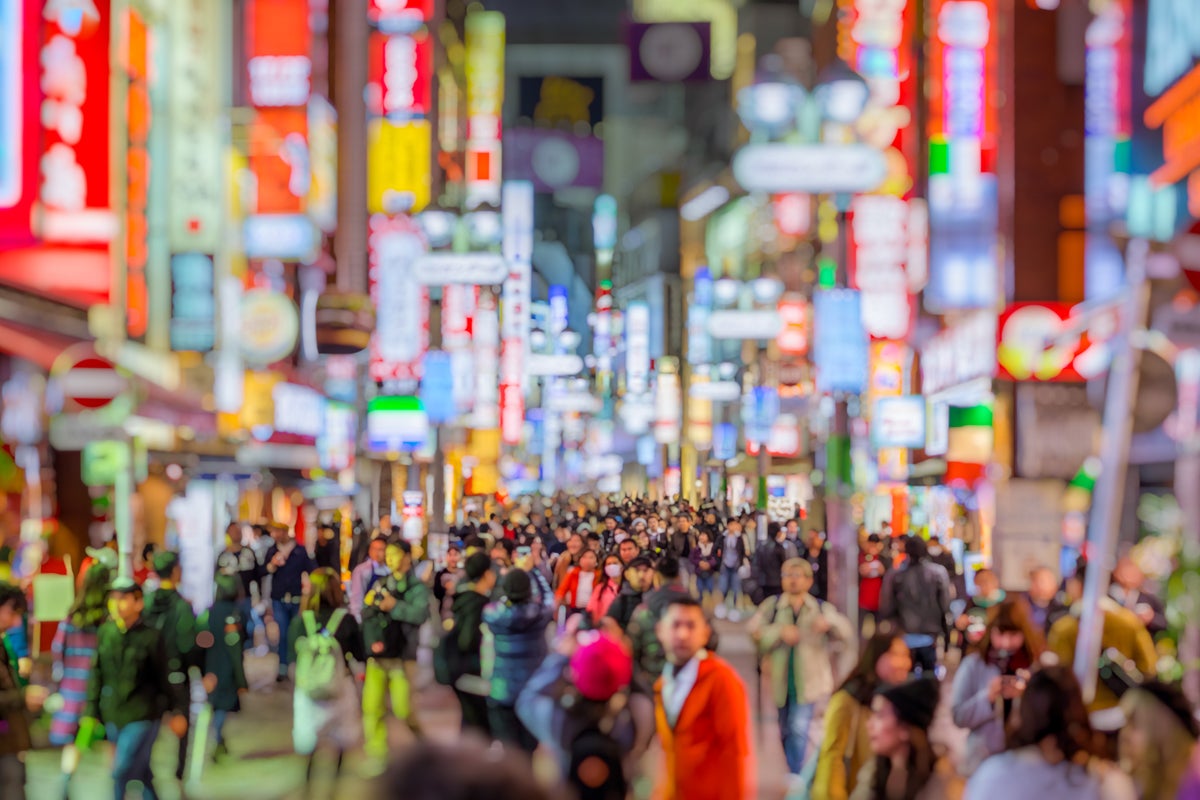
[82,441,128,487]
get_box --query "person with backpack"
[879,536,952,676]
[142,551,200,784]
[750,558,854,788]
[606,555,655,632]
[753,523,789,603]
[484,565,554,753]
[361,540,430,765]
[626,557,694,691]
[516,620,653,799]
[287,567,363,795]
[198,574,248,763]
[436,552,495,736]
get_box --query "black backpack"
[567,708,628,800]
[433,619,465,686]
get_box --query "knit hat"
[464,552,492,581]
[877,677,940,730]
[570,632,633,702]
[502,569,532,603]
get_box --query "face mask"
[605,564,623,578]
[614,532,628,544]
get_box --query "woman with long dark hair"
[586,553,623,622]
[850,676,962,800]
[815,626,913,800]
[950,598,1045,774]
[49,561,111,799]
[964,666,1135,799]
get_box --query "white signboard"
[873,396,927,449]
[920,311,997,394]
[527,353,584,376]
[706,310,783,340]
[626,302,651,395]
[412,252,508,285]
[733,143,887,194]
[688,379,741,402]
[273,383,325,438]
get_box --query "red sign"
[777,295,810,356]
[37,0,113,244]
[367,30,433,118]
[996,302,1102,382]
[368,0,434,31]
[57,351,127,412]
[0,0,41,246]
[849,195,915,340]
[245,0,311,107]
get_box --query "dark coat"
[803,546,829,601]
[287,605,364,666]
[200,600,248,712]
[483,570,554,705]
[362,571,431,661]
[449,589,490,678]
[141,588,199,712]
[606,585,645,631]
[86,620,180,727]
[0,634,30,755]
[754,540,788,589]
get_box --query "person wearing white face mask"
[587,554,624,622]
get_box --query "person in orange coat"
[554,549,601,618]
[653,596,755,800]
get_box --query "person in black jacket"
[81,579,187,800]
[264,525,316,682]
[447,552,496,735]
[1023,566,1069,636]
[754,523,789,601]
[199,574,248,761]
[803,529,830,602]
[216,524,264,652]
[484,566,554,752]
[143,551,199,781]
[606,556,655,631]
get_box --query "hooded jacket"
[86,619,180,728]
[605,583,645,631]
[362,571,430,661]
[449,588,490,678]
[483,570,553,705]
[142,586,199,711]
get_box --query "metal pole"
[826,202,857,623]
[333,0,368,294]
[1075,238,1151,703]
[756,343,770,542]
[114,441,133,581]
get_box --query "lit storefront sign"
[367,29,432,118]
[168,0,221,254]
[654,360,682,444]
[273,382,324,440]
[464,11,505,209]
[368,214,428,382]
[627,301,651,395]
[369,0,433,33]
[368,119,431,214]
[319,401,356,473]
[850,195,914,340]
[169,254,215,352]
[919,310,997,395]
[1143,0,1200,99]
[0,0,38,245]
[996,302,1096,382]
[123,7,151,338]
[813,289,870,394]
[687,267,712,366]
[925,0,1000,312]
[873,396,927,449]
[472,291,500,429]
[501,180,534,446]
[308,97,337,234]
[367,396,429,452]
[745,414,801,458]
[240,288,299,367]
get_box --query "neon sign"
[367,30,432,118]
[850,194,913,340]
[124,8,151,338]
[1143,0,1200,99]
[464,11,505,209]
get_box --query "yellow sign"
[368,119,431,215]
[241,371,283,432]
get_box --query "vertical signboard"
[168,0,222,253]
[925,0,1000,312]
[169,253,215,352]
[626,301,651,396]
[368,214,428,382]
[464,11,504,209]
[473,291,500,429]
[123,8,152,338]
[367,29,433,118]
[443,284,478,414]
[813,290,870,394]
[500,180,533,445]
[849,195,914,341]
[0,0,38,245]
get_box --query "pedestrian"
[81,578,188,800]
[49,561,110,798]
[528,537,554,587]
[926,535,964,601]
[654,596,755,800]
[605,555,654,631]
[587,554,623,622]
[1109,556,1168,637]
[288,567,363,795]
[313,522,341,572]
[803,529,830,602]
[142,551,200,783]
[626,557,693,690]
[198,573,248,762]
[1021,565,1067,636]
[668,513,694,576]
[953,568,1005,652]
[717,518,749,621]
[814,627,914,800]
[217,522,266,653]
[879,536,951,676]
[0,581,43,800]
[858,534,892,638]
[950,598,1044,774]
[556,548,600,621]
[964,666,1135,800]
[1119,682,1199,799]
[484,565,554,753]
[349,536,390,622]
[433,544,462,619]
[438,552,495,736]
[553,532,586,589]
[689,529,720,604]
[750,557,853,787]
[361,541,430,765]
[377,739,569,800]
[753,522,789,603]
[265,523,316,682]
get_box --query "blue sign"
[169,254,215,352]
[742,387,779,443]
[813,289,869,394]
[712,423,738,461]
[420,351,456,425]
[549,285,569,334]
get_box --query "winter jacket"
[483,569,553,705]
[448,588,490,678]
[803,545,829,601]
[199,600,248,713]
[751,593,853,707]
[141,587,200,712]
[362,571,430,661]
[1047,599,1156,712]
[689,543,720,576]
[585,578,621,621]
[964,747,1136,800]
[949,653,1006,775]
[1021,592,1068,636]
[879,559,952,639]
[86,619,181,727]
[606,585,645,631]
[813,689,872,800]
[555,567,601,610]
[627,583,693,687]
[349,559,389,621]
[0,633,30,755]
[754,539,788,590]
[852,756,964,800]
[552,550,578,589]
[669,529,694,561]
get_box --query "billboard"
[813,290,870,394]
[368,214,428,383]
[367,29,433,118]
[503,128,604,192]
[0,0,39,246]
[464,11,504,209]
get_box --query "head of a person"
[491,539,514,568]
[152,551,182,585]
[726,518,743,535]
[225,524,242,550]
[781,558,814,598]
[769,522,785,542]
[1119,682,1200,797]
[624,556,654,592]
[71,562,113,629]
[841,626,913,705]
[618,538,639,564]
[657,556,681,586]
[524,524,538,539]
[601,553,623,583]
[786,519,800,536]
[213,572,241,605]
[1007,666,1096,764]
[807,529,825,549]
[566,532,584,555]
[1064,561,1087,604]
[107,579,144,629]
[974,567,1000,598]
[604,516,617,532]
[577,549,599,573]
[271,524,291,546]
[636,529,651,549]
[697,529,712,547]
[465,552,496,594]
[1027,566,1058,605]
[864,533,884,556]
[378,740,568,800]
[866,677,941,796]
[141,542,158,564]
[648,514,662,531]
[569,630,633,704]
[902,535,927,563]
[1113,557,1144,591]
[555,524,570,543]
[501,569,533,605]
[386,541,413,575]
[674,513,691,532]
[368,536,388,566]
[656,597,710,666]
[0,581,26,631]
[586,532,603,552]
[445,545,461,569]
[378,514,391,533]
[976,598,1044,663]
[305,567,345,613]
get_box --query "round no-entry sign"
[52,346,130,413]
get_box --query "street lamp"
[737,55,808,138]
[814,61,870,125]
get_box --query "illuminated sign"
[38,0,114,244]
[464,11,505,209]
[628,22,711,83]
[997,303,1090,382]
[169,254,215,352]
[367,118,431,214]
[307,97,337,234]
[1144,67,1200,192]
[0,0,38,245]
[873,396,927,449]
[240,289,299,367]
[1143,0,1200,99]
[167,0,222,253]
[654,362,682,444]
[850,195,914,340]
[472,291,500,429]
[273,382,324,439]
[367,30,432,118]
[367,396,428,452]
[733,143,887,194]
[504,129,604,192]
[627,301,651,395]
[123,7,151,338]
[369,214,428,382]
[813,289,870,394]
[500,181,533,445]
[368,0,433,33]
[319,401,356,472]
[243,214,317,259]
[632,0,736,80]
[920,310,996,394]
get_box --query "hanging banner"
[368,214,428,382]
[501,180,534,412]
[0,0,41,246]
[464,11,505,209]
[367,119,431,214]
[813,290,870,394]
[122,7,152,338]
[367,29,433,118]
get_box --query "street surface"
[25,620,964,799]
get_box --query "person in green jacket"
[142,551,199,782]
[361,540,431,765]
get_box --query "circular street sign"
[52,346,129,413]
[241,289,300,367]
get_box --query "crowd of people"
[0,495,1197,799]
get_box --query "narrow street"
[25,620,964,800]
